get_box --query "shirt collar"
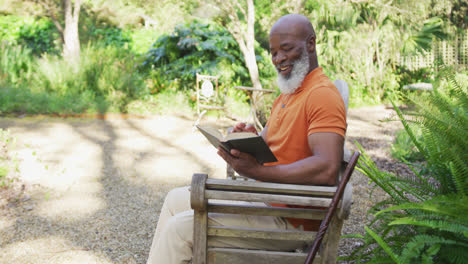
[291,67,323,95]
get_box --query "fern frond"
[364,226,401,263]
[448,160,468,197]
[389,217,468,234]
[376,194,468,220]
[356,142,408,202]
[392,100,427,157]
[400,234,468,264]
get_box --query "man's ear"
[306,35,316,54]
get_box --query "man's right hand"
[231,122,258,135]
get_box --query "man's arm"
[217,132,343,186]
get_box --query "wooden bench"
[190,79,356,263]
[190,151,359,264]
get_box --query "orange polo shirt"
[265,67,346,231]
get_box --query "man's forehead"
[269,31,303,48]
[269,14,313,46]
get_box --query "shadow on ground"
[0,115,231,263]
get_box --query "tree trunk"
[216,0,265,128]
[238,0,263,129]
[244,0,261,91]
[63,0,81,62]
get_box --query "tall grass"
[0,44,34,85]
[0,44,147,114]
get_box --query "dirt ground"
[0,105,404,264]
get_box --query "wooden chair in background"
[195,74,226,126]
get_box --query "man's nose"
[273,52,286,65]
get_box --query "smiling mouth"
[277,65,292,75]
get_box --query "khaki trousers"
[147,186,305,264]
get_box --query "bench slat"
[205,190,332,207]
[206,178,336,197]
[208,226,317,241]
[208,203,326,220]
[208,248,321,264]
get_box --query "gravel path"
[0,105,403,264]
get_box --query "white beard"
[277,48,310,94]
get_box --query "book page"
[196,125,223,140]
[224,132,258,141]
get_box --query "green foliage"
[142,21,275,93]
[0,44,34,85]
[345,69,468,263]
[88,27,132,48]
[0,44,147,114]
[33,45,146,113]
[391,126,425,161]
[126,90,192,115]
[130,28,161,54]
[0,15,59,55]
[142,21,245,90]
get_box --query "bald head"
[269,14,319,92]
[270,14,315,42]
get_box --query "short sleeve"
[306,87,346,137]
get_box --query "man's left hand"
[217,147,261,178]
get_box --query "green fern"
[345,68,468,263]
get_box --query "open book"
[196,125,277,164]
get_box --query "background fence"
[398,29,468,71]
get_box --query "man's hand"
[230,122,258,135]
[217,147,261,178]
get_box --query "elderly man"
[147,14,346,264]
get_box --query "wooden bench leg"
[191,174,208,264]
[320,215,344,264]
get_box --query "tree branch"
[235,1,247,21]
[36,0,64,40]
[246,0,254,48]
[73,0,81,23]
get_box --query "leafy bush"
[0,15,59,55]
[142,21,275,92]
[130,28,161,55]
[0,44,34,85]
[87,27,132,49]
[346,68,468,263]
[33,45,146,113]
[0,44,147,114]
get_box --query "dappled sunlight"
[112,117,231,184]
[0,236,113,264]
[36,186,105,220]
[4,120,108,222]
[1,115,235,263]
[13,121,104,192]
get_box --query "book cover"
[196,125,278,164]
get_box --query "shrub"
[141,21,275,92]
[0,44,34,85]
[33,45,146,113]
[345,67,468,263]
[87,27,132,49]
[0,44,147,114]
[0,15,59,55]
